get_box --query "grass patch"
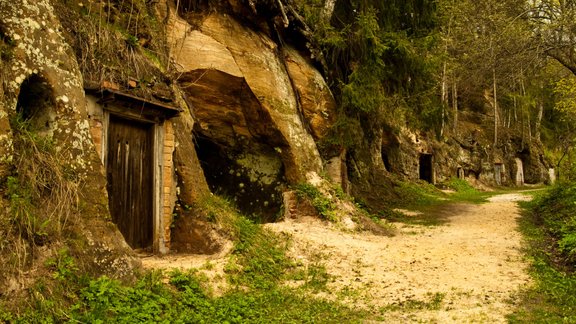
[380,292,445,312]
[393,181,444,208]
[383,205,449,227]
[3,194,367,322]
[383,178,495,226]
[294,183,337,221]
[443,177,494,204]
[509,185,576,323]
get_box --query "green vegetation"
[393,177,492,208]
[2,195,365,322]
[380,292,445,312]
[393,181,444,208]
[296,0,440,150]
[1,117,81,280]
[443,177,494,204]
[382,178,496,226]
[509,184,576,322]
[53,0,168,91]
[294,183,337,221]
[528,183,576,266]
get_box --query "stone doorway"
[457,167,464,179]
[514,158,524,186]
[86,87,180,253]
[419,154,434,183]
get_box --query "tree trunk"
[527,108,532,141]
[493,67,498,146]
[452,79,458,133]
[440,62,447,137]
[535,99,543,141]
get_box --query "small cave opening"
[517,148,537,184]
[419,153,433,183]
[381,150,391,172]
[457,167,464,179]
[195,135,286,222]
[15,74,55,132]
[465,169,480,180]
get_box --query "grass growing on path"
[385,178,499,226]
[509,186,576,323]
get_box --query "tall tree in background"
[438,0,544,145]
[297,0,440,145]
[530,0,576,75]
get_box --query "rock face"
[377,111,552,188]
[167,7,337,218]
[0,0,554,293]
[0,0,140,290]
[283,46,337,141]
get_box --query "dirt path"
[267,192,532,323]
[142,192,532,322]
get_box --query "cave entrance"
[195,135,285,222]
[457,167,464,179]
[419,154,434,183]
[381,150,391,172]
[15,74,55,134]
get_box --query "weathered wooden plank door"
[494,163,503,185]
[107,115,154,249]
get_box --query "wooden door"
[107,115,154,249]
[494,164,502,185]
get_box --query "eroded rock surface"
[0,0,140,288]
[167,7,336,217]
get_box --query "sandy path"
[266,193,532,323]
[142,193,532,322]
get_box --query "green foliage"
[4,117,81,250]
[443,177,491,204]
[381,292,445,312]
[228,216,292,289]
[124,34,139,49]
[445,177,476,192]
[509,196,576,322]
[294,183,337,221]
[6,176,50,246]
[393,181,443,207]
[531,182,576,266]
[46,248,78,281]
[6,205,364,323]
[53,0,168,92]
[553,77,576,123]
[297,0,441,145]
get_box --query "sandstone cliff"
[0,0,553,299]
